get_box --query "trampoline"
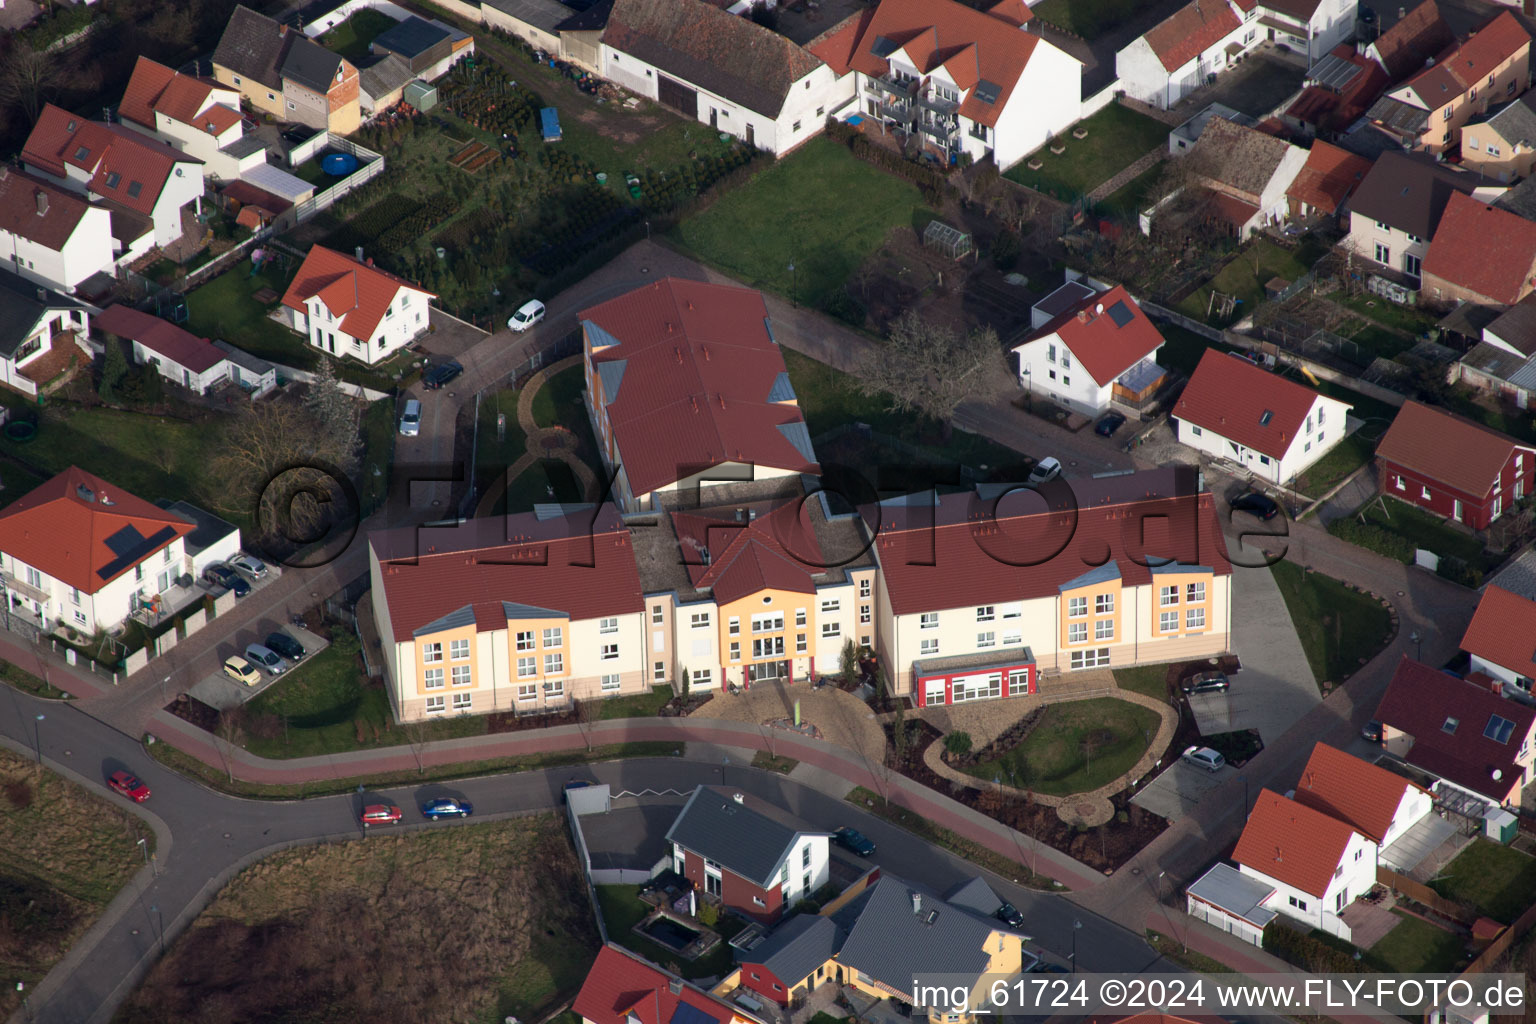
[322,152,358,177]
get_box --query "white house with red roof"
[1461,584,1536,694]
[281,245,435,365]
[810,0,1081,170]
[1011,276,1167,417]
[94,304,234,396]
[0,467,197,634]
[1292,742,1433,853]
[575,944,762,1024]
[21,104,204,254]
[581,278,819,514]
[0,166,114,297]
[1173,350,1352,485]
[117,56,264,183]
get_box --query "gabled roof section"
[0,167,94,252]
[1188,116,1296,197]
[22,105,198,218]
[1460,584,1536,680]
[94,303,226,373]
[1018,283,1165,386]
[739,913,845,984]
[665,785,830,888]
[1475,89,1536,149]
[281,245,434,342]
[1286,140,1373,214]
[573,944,751,1024]
[1233,789,1362,898]
[1347,152,1479,239]
[0,267,84,358]
[1292,742,1425,844]
[280,35,351,94]
[1176,350,1343,460]
[1141,0,1241,73]
[0,466,194,594]
[600,0,824,119]
[1375,400,1534,498]
[1370,0,1455,81]
[121,56,241,137]
[833,874,1000,994]
[1398,10,1531,106]
[580,278,818,499]
[1423,191,1536,305]
[671,501,825,605]
[212,4,288,90]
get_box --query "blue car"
[834,826,876,857]
[421,797,473,820]
[204,564,250,597]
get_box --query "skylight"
[1442,716,1459,735]
[871,35,898,58]
[104,172,120,189]
[127,181,143,199]
[1484,714,1515,743]
[73,146,89,161]
[1259,410,1274,426]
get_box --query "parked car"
[1230,492,1280,521]
[1182,670,1230,695]
[229,554,267,579]
[1181,746,1226,772]
[833,826,876,857]
[422,361,463,390]
[1095,412,1127,437]
[244,643,288,676]
[222,656,261,687]
[421,797,474,820]
[204,564,250,597]
[264,632,306,662]
[1026,456,1062,485]
[995,901,1025,928]
[108,770,151,803]
[507,299,546,332]
[360,804,403,828]
[399,398,422,437]
[1361,719,1384,743]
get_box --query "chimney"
[355,246,364,262]
[36,288,46,302]
[367,257,374,267]
[911,892,922,915]
[669,979,683,996]
[35,190,48,216]
[732,792,745,804]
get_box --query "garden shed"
[923,220,972,261]
[404,80,439,112]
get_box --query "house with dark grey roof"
[598,0,851,156]
[212,5,361,134]
[666,786,831,923]
[734,914,844,1006]
[1462,89,1536,183]
[370,15,475,81]
[1343,151,1481,279]
[0,267,91,398]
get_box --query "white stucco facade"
[291,284,431,366]
[0,204,114,295]
[1174,392,1352,485]
[120,101,266,183]
[1,537,187,634]
[1241,828,1377,941]
[1116,12,1259,110]
[1344,211,1431,278]
[129,340,231,395]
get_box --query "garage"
[657,75,698,117]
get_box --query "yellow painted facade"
[718,586,817,684]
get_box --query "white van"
[399,398,422,437]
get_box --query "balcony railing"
[914,91,960,116]
[880,97,915,121]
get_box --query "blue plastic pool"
[322,152,358,176]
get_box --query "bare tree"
[403,719,432,773]
[572,696,594,752]
[215,708,247,783]
[0,43,62,125]
[857,311,1008,435]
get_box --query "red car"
[108,770,151,803]
[360,804,403,828]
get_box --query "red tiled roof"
[672,502,825,605]
[823,0,1055,127]
[1460,584,1536,680]
[806,9,875,76]
[1292,742,1425,844]
[0,466,194,594]
[1206,190,1261,230]
[1176,350,1341,460]
[0,167,94,252]
[1370,0,1455,81]
[1288,47,1390,132]
[1143,0,1241,73]
[1401,11,1531,104]
[281,245,433,343]
[22,105,198,217]
[581,278,818,500]
[1022,284,1166,386]
[119,56,177,129]
[986,0,1034,29]
[1286,140,1373,214]
[575,945,748,1024]
[1424,191,1536,305]
[123,56,241,136]
[1375,657,1536,802]
[872,472,1232,617]
[94,304,226,374]
[1233,789,1362,897]
[369,507,645,642]
[1375,400,1534,498]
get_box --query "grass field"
[1005,105,1170,200]
[596,885,743,979]
[1179,241,1313,325]
[1430,839,1536,923]
[1270,561,1393,687]
[0,749,154,1018]
[117,814,598,1024]
[1294,431,1374,497]
[318,9,396,63]
[674,136,927,311]
[1030,0,1142,37]
[960,698,1161,796]
[1113,665,1171,701]
[1098,163,1164,221]
[0,659,70,699]
[1344,496,1498,571]
[845,787,1057,889]
[1365,911,1467,973]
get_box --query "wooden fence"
[1376,867,1481,927]
[1463,897,1536,975]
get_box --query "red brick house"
[1375,400,1536,529]
[1423,191,1536,307]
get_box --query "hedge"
[1328,518,1414,563]
[1262,925,1366,974]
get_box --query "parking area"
[1131,757,1233,822]
[185,623,330,710]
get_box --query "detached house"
[213,5,362,135]
[1174,350,1352,485]
[1233,788,1376,940]
[1364,0,1454,83]
[581,278,818,514]
[1182,116,1309,237]
[0,166,114,296]
[1460,584,1536,695]
[1343,152,1479,279]
[1366,11,1532,154]
[21,104,204,255]
[0,466,196,634]
[811,0,1082,170]
[0,269,92,397]
[666,785,831,922]
[281,245,434,365]
[598,0,845,157]
[1375,400,1536,529]
[1011,278,1168,417]
[1453,295,1536,410]
[118,56,266,183]
[1283,47,1389,138]
[1292,742,1434,855]
[1423,191,1536,307]
[94,304,233,396]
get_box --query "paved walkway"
[694,680,887,769]
[1087,146,1165,203]
[474,353,599,516]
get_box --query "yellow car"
[223,656,261,687]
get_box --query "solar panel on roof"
[669,1002,720,1024]
[104,525,148,558]
[1484,714,1516,743]
[871,35,898,57]
[1106,301,1134,328]
[974,79,1001,104]
[1311,53,1361,92]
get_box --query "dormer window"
[1442,716,1459,734]
[73,146,89,161]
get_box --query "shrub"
[1436,556,1483,588]
[1329,518,1413,563]
[697,900,719,927]
[990,228,1021,270]
[1263,925,1366,973]
[824,289,867,327]
[944,731,973,757]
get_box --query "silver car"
[230,553,267,579]
[244,643,288,676]
[1181,745,1226,772]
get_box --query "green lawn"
[1294,432,1374,498]
[844,788,1056,889]
[319,9,396,64]
[1178,241,1312,325]
[1004,105,1170,201]
[1429,839,1536,923]
[1335,292,1441,339]
[596,686,673,720]
[1154,324,1238,377]
[1030,0,1142,38]
[1113,665,1170,701]
[959,697,1161,796]
[1097,162,1165,220]
[1365,911,1467,973]
[595,885,743,980]
[184,263,311,370]
[1270,561,1393,687]
[674,136,927,311]
[476,388,529,479]
[1441,387,1536,445]
[1348,496,1498,571]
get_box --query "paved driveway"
[1131,757,1233,822]
[1219,537,1322,743]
